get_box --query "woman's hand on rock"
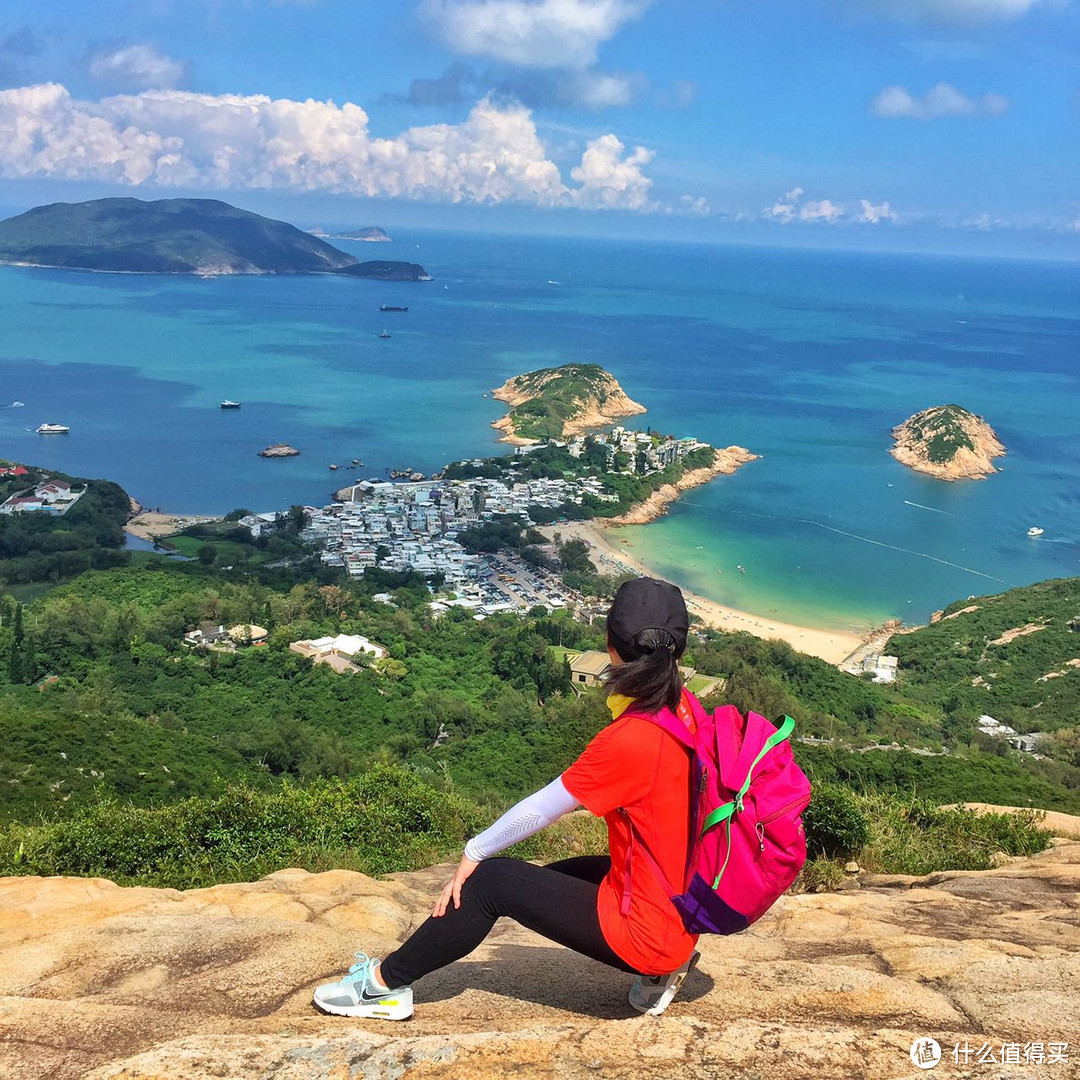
[433,854,480,917]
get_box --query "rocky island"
[890,404,1006,481]
[0,199,430,280]
[491,363,646,444]
[258,443,300,458]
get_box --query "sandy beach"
[125,511,222,542]
[545,520,865,665]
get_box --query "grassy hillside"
[888,577,1080,738]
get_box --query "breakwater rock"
[258,443,300,458]
[2,829,1078,1079]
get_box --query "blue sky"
[0,0,1078,256]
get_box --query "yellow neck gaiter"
[607,692,634,720]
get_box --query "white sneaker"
[313,952,414,1020]
[628,950,700,1016]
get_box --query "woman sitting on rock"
[313,576,701,1020]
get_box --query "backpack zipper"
[758,793,812,827]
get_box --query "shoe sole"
[313,995,414,1021]
[633,950,701,1016]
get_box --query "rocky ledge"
[1,819,1078,1080]
[609,446,759,525]
[890,404,1006,481]
[258,443,300,458]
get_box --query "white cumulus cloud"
[570,132,654,209]
[858,199,899,223]
[422,0,651,69]
[679,194,711,216]
[0,83,660,210]
[871,82,1009,119]
[88,44,189,91]
[763,189,898,226]
[799,199,844,223]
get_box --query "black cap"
[607,577,689,654]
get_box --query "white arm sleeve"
[463,776,581,862]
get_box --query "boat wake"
[903,500,954,516]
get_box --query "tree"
[287,505,308,534]
[198,544,217,567]
[319,585,348,617]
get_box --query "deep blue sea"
[2,231,1078,631]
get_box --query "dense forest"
[2,557,1078,831]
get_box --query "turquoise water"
[2,232,1078,630]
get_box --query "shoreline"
[545,519,867,665]
[125,511,223,542]
[608,446,759,525]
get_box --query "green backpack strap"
[700,714,796,889]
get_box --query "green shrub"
[0,763,483,889]
[803,783,871,857]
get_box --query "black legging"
[379,856,644,988]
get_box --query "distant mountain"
[0,199,429,279]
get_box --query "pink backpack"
[621,693,812,935]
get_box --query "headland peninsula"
[0,198,430,279]
[890,404,1006,481]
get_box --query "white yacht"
[36,423,69,434]
[1027,526,1044,537]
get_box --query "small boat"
[736,564,746,574]
[380,305,409,312]
[220,400,241,409]
[351,459,360,466]
[378,329,391,339]
[1027,526,1044,537]
[329,464,339,471]
[36,423,69,434]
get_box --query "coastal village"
[289,426,713,618]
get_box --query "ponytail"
[605,625,684,715]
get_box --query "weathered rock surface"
[889,404,1006,481]
[2,842,1079,1080]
